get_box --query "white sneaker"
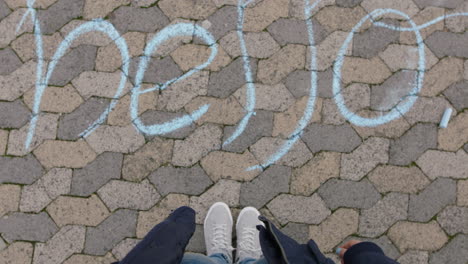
[235,207,264,263]
[204,202,234,262]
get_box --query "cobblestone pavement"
[1,0,468,263]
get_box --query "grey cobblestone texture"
[208,57,258,99]
[57,97,111,140]
[0,154,43,184]
[48,45,97,86]
[149,165,213,196]
[37,0,84,35]
[318,179,381,209]
[84,209,137,255]
[429,234,468,264]
[0,100,30,129]
[109,6,169,34]
[0,0,11,20]
[302,123,362,153]
[71,152,122,196]
[0,0,466,261]
[443,80,468,111]
[352,19,400,59]
[408,177,456,222]
[0,48,22,75]
[222,110,273,153]
[389,123,438,166]
[0,212,58,242]
[240,165,291,208]
[426,31,468,58]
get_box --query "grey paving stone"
[37,0,85,35]
[185,224,205,253]
[317,179,381,210]
[202,6,237,41]
[71,152,123,197]
[284,70,310,99]
[33,225,85,264]
[409,178,456,222]
[240,165,291,208]
[98,179,160,211]
[301,123,362,153]
[122,137,173,182]
[397,250,429,264]
[0,48,22,75]
[437,206,468,236]
[0,0,11,20]
[371,236,401,260]
[353,19,400,59]
[267,18,327,46]
[280,223,310,244]
[172,124,222,167]
[0,154,43,184]
[426,31,468,58]
[413,0,464,9]
[57,97,111,140]
[284,69,336,99]
[336,0,363,7]
[0,212,58,242]
[0,99,30,129]
[443,80,468,111]
[429,234,468,264]
[389,123,438,166]
[222,110,273,153]
[139,110,196,139]
[340,137,389,181]
[317,67,337,98]
[359,193,408,238]
[149,165,213,196]
[48,45,97,86]
[109,6,169,34]
[465,143,468,153]
[207,57,257,99]
[0,236,5,251]
[84,209,137,256]
[416,150,468,180]
[267,193,331,225]
[370,70,417,111]
[129,56,183,85]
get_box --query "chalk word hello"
[18,0,468,171]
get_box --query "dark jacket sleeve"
[343,242,399,264]
[116,206,196,264]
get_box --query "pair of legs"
[181,203,267,264]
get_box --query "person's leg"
[181,253,231,264]
[237,257,268,264]
[235,207,264,263]
[204,202,235,264]
[182,253,267,264]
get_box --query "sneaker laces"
[238,227,262,259]
[211,224,234,252]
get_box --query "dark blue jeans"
[181,253,267,264]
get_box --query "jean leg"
[181,253,231,264]
[237,257,268,264]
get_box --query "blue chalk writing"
[247,3,468,170]
[18,0,468,173]
[20,0,130,149]
[222,0,257,147]
[247,0,319,171]
[333,8,425,127]
[130,23,217,135]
